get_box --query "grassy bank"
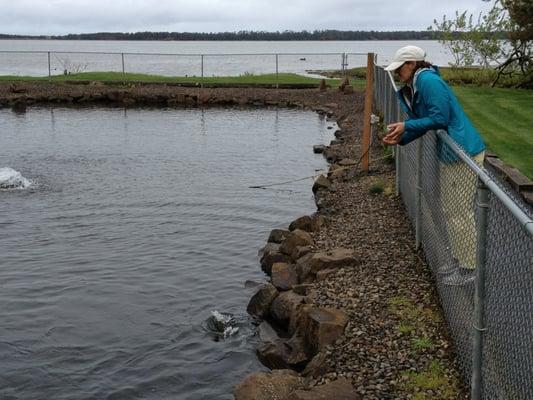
[0,71,338,86]
[452,86,533,179]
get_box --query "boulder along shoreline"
[0,82,467,400]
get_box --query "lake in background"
[0,106,334,399]
[0,40,453,77]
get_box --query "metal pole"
[275,54,279,89]
[201,55,204,79]
[121,53,125,84]
[415,137,423,249]
[395,144,401,196]
[47,51,51,77]
[341,53,345,75]
[471,178,489,400]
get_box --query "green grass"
[400,361,459,400]
[452,86,533,179]
[369,179,385,194]
[412,336,434,352]
[0,71,338,86]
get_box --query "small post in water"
[47,51,51,78]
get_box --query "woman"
[382,45,486,286]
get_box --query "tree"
[430,0,532,87]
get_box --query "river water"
[0,39,453,77]
[0,106,334,399]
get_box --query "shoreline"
[0,82,467,399]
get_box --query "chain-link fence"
[373,63,533,399]
[0,50,368,80]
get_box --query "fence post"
[47,51,51,78]
[121,53,125,84]
[275,54,279,89]
[361,52,375,172]
[395,101,402,196]
[415,137,423,249]
[471,178,490,400]
[201,54,204,87]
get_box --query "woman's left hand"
[382,122,405,145]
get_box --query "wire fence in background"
[373,63,533,400]
[0,50,367,81]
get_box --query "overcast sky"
[1,0,494,36]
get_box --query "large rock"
[290,305,348,354]
[313,144,326,154]
[247,283,279,318]
[271,263,299,291]
[234,370,304,400]
[295,252,315,283]
[267,228,290,244]
[323,145,341,164]
[258,320,280,343]
[312,175,331,193]
[287,378,359,400]
[291,246,313,263]
[313,214,328,231]
[289,215,314,232]
[260,243,290,276]
[279,230,314,256]
[270,290,306,325]
[307,248,358,274]
[301,352,329,378]
[257,335,309,370]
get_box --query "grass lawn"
[0,71,338,86]
[452,86,533,179]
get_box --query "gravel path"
[303,101,469,399]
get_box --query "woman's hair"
[414,60,433,71]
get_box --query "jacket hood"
[413,65,440,93]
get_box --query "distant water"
[0,106,334,399]
[0,39,454,76]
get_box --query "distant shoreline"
[0,30,441,41]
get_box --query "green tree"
[430,0,532,87]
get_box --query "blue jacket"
[397,67,485,158]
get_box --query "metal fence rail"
[373,62,533,400]
[0,50,368,81]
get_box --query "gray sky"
[0,0,494,35]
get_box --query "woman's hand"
[382,122,405,146]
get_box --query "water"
[0,39,454,76]
[0,106,334,399]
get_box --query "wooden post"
[361,52,375,172]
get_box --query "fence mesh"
[0,50,368,78]
[374,63,533,399]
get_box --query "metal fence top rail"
[0,50,368,57]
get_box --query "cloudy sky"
[1,0,494,36]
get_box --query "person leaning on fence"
[382,45,486,286]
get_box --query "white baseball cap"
[384,46,426,71]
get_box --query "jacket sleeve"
[399,77,451,146]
